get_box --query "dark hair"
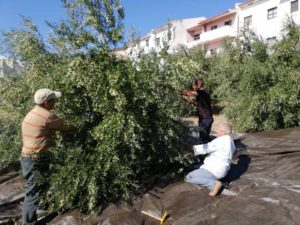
[194,78,204,86]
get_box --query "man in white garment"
[185,122,236,196]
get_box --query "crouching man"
[185,122,236,196]
[21,88,75,225]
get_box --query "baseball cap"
[34,88,62,104]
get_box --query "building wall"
[124,0,300,58]
[187,0,300,54]
[171,18,205,48]
[125,27,168,57]
[239,0,300,40]
[204,15,237,32]
[201,13,238,51]
[186,11,238,51]
[0,56,24,77]
[125,17,205,58]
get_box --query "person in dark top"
[181,78,213,144]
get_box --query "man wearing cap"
[21,88,74,225]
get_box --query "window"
[225,20,232,26]
[193,33,200,40]
[267,7,277,20]
[211,25,218,30]
[145,39,149,47]
[244,15,252,27]
[291,0,298,13]
[155,37,160,45]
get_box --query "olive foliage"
[0,0,198,212]
[203,21,299,132]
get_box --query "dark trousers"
[198,118,213,144]
[21,157,39,225]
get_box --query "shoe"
[221,189,237,196]
[222,181,229,189]
[208,181,222,197]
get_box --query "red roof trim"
[198,10,237,26]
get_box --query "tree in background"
[206,20,300,131]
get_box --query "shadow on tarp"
[218,139,251,188]
[221,154,251,187]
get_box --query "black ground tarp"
[0,127,300,225]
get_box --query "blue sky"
[0,0,240,39]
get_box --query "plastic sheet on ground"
[0,127,299,225]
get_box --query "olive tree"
[0,0,194,213]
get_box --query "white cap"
[34,88,61,104]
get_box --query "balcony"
[186,25,237,49]
[201,25,237,43]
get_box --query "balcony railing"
[201,25,237,42]
[187,25,237,48]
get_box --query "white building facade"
[124,17,205,57]
[239,0,300,41]
[120,0,300,58]
[186,6,239,55]
[186,0,300,54]
[0,56,24,77]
